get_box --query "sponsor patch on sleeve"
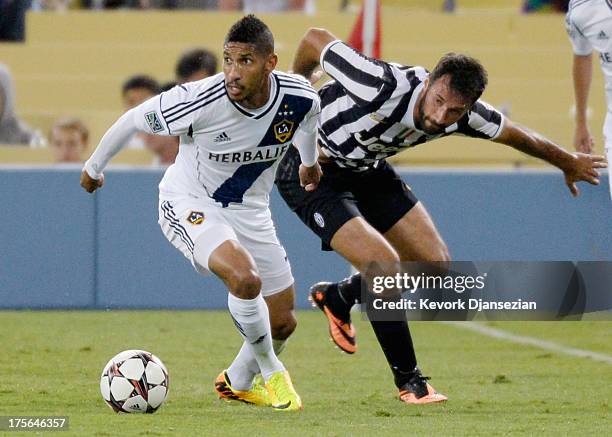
[145,111,164,133]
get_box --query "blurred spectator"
[523,0,568,13]
[143,133,179,165]
[31,0,72,11]
[219,0,315,14]
[121,74,178,164]
[49,117,88,163]
[160,81,177,92]
[176,48,218,83]
[122,74,160,110]
[82,0,200,8]
[0,63,44,146]
[0,0,31,42]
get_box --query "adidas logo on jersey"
[598,30,609,40]
[214,132,231,143]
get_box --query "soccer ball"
[99,350,169,413]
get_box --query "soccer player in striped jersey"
[80,15,323,411]
[276,28,607,404]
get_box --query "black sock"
[337,273,362,304]
[319,283,350,319]
[370,318,418,389]
[321,273,361,320]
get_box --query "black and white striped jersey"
[317,40,505,171]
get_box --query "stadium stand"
[0,1,606,167]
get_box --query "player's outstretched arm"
[493,118,607,196]
[572,53,594,153]
[81,109,140,193]
[292,28,337,83]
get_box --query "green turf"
[0,311,610,436]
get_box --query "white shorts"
[158,196,294,296]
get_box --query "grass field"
[0,311,610,436]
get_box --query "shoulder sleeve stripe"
[275,72,311,86]
[165,89,226,125]
[277,75,313,88]
[162,86,225,123]
[161,81,224,117]
[279,85,319,96]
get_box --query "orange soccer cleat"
[398,368,448,404]
[309,282,357,354]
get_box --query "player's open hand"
[299,162,323,192]
[80,170,104,193]
[563,152,607,196]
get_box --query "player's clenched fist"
[299,162,322,192]
[80,170,104,193]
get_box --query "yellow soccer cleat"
[214,370,272,407]
[265,370,303,412]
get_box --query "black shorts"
[275,146,419,251]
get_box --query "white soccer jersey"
[566,0,612,95]
[86,71,319,209]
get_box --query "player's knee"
[423,242,451,272]
[355,248,400,274]
[271,313,297,340]
[434,242,451,264]
[228,269,262,299]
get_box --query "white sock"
[227,293,284,381]
[227,338,288,391]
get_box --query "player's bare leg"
[311,213,447,404]
[383,202,450,264]
[380,201,448,403]
[208,240,301,410]
[310,217,400,353]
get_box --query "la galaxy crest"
[274,119,294,143]
[187,211,205,225]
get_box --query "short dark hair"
[122,75,160,96]
[224,14,274,55]
[176,48,218,81]
[429,53,488,105]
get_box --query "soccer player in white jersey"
[80,15,322,411]
[275,27,607,405]
[566,0,612,198]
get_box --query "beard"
[416,96,446,135]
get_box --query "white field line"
[446,322,612,365]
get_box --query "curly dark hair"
[429,53,488,104]
[224,14,274,55]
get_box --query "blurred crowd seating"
[0,1,606,166]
